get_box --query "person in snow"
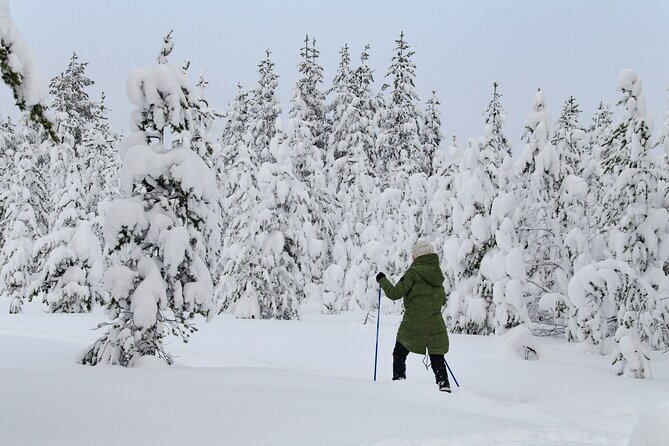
[376,239,451,392]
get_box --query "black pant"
[393,341,449,385]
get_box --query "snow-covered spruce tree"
[23,119,50,233]
[420,90,443,179]
[478,82,513,196]
[546,104,615,328]
[489,193,530,333]
[0,0,57,141]
[0,117,18,247]
[514,89,570,321]
[28,160,102,313]
[566,260,632,352]
[217,127,265,316]
[594,71,669,352]
[428,134,460,273]
[446,132,527,334]
[282,38,338,304]
[328,45,375,199]
[216,84,251,240]
[296,35,326,151]
[46,128,78,228]
[352,44,380,170]
[372,33,424,296]
[418,91,447,275]
[188,71,223,166]
[376,32,422,178]
[480,84,527,333]
[589,102,615,161]
[574,102,614,263]
[562,72,669,368]
[325,45,382,312]
[219,84,250,176]
[0,147,40,313]
[80,33,219,366]
[48,53,96,149]
[544,97,590,317]
[445,84,522,335]
[445,138,495,334]
[80,92,120,220]
[44,54,98,227]
[323,44,357,312]
[611,266,662,378]
[214,53,280,307]
[481,82,511,162]
[233,158,308,319]
[189,72,223,276]
[0,116,50,237]
[0,115,18,155]
[250,50,281,165]
[327,44,353,167]
[567,259,664,378]
[216,79,271,315]
[552,96,586,175]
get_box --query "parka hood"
[410,253,445,287]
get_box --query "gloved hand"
[375,272,386,283]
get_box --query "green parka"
[379,253,449,355]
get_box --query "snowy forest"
[3,16,669,381]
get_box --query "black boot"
[429,354,451,393]
[393,341,410,380]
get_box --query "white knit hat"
[412,238,434,258]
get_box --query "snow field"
[1,299,667,446]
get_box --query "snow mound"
[491,324,541,361]
[628,400,669,446]
[131,355,169,368]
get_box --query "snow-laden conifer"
[446,135,527,334]
[599,71,669,351]
[514,90,569,320]
[567,259,666,378]
[232,156,308,319]
[296,35,326,151]
[420,90,443,178]
[552,96,586,175]
[191,71,223,165]
[219,85,250,173]
[327,44,353,165]
[563,72,669,375]
[446,84,524,334]
[282,38,338,301]
[250,50,281,164]
[48,53,96,148]
[325,45,380,312]
[217,98,268,316]
[81,33,219,366]
[80,93,120,220]
[0,146,40,313]
[376,32,422,178]
[0,117,18,248]
[28,163,101,313]
[428,135,460,269]
[353,45,380,170]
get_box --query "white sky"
[2,0,669,153]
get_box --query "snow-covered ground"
[1,298,667,446]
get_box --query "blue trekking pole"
[444,359,460,387]
[373,287,381,381]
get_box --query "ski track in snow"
[1,300,666,445]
